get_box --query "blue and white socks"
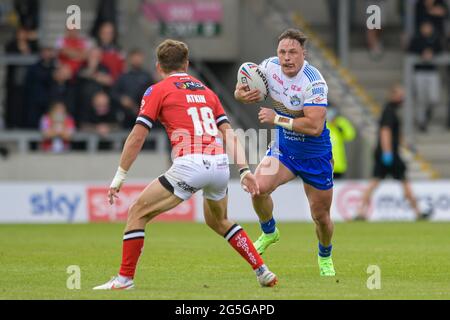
[318,243,333,258]
[260,217,276,234]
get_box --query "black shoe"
[353,215,367,221]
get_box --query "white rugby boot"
[257,270,278,287]
[93,276,134,290]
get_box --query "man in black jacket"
[408,21,443,132]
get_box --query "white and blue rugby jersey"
[259,57,331,159]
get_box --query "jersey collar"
[168,72,188,77]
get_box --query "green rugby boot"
[318,256,336,276]
[254,228,280,255]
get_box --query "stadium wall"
[1,180,449,223]
[0,153,170,181]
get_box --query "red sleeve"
[136,85,163,130]
[212,92,230,127]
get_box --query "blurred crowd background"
[0,0,449,181]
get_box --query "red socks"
[119,229,145,279]
[118,225,264,279]
[224,224,264,270]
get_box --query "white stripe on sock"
[123,231,145,240]
[225,225,242,241]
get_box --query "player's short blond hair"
[156,39,189,73]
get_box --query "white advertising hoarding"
[0,183,88,223]
[0,181,449,223]
[201,181,450,222]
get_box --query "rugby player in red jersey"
[94,40,277,290]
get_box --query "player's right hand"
[234,83,261,104]
[241,172,260,196]
[108,166,127,204]
[108,188,119,205]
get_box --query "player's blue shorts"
[266,143,334,191]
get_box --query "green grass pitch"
[0,222,449,299]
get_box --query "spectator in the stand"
[415,0,448,40]
[408,21,443,132]
[14,0,40,31]
[91,0,118,39]
[40,101,75,153]
[4,27,39,128]
[96,22,125,81]
[326,106,356,179]
[49,64,77,119]
[77,47,114,123]
[82,91,118,138]
[55,28,91,77]
[355,85,432,221]
[24,47,56,128]
[112,49,154,128]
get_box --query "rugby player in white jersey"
[235,29,336,276]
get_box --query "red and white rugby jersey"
[136,73,230,157]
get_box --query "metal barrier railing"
[0,129,169,154]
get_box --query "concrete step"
[349,50,404,70]
[415,144,450,162]
[417,131,450,144]
[352,69,402,88]
[430,163,450,178]
[0,152,170,181]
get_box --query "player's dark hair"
[278,29,307,47]
[156,39,189,73]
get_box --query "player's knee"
[310,201,331,225]
[206,216,228,235]
[127,199,152,223]
[254,182,274,197]
[312,211,331,226]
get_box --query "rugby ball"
[237,62,269,102]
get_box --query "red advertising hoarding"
[87,185,195,222]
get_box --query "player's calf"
[224,224,278,287]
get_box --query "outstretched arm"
[108,125,149,204]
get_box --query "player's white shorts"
[159,153,230,201]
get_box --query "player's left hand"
[241,172,260,196]
[258,107,276,125]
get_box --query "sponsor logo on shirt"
[312,81,326,88]
[290,95,302,106]
[312,87,325,95]
[272,74,283,85]
[291,85,302,92]
[174,81,205,91]
[144,86,153,96]
[312,95,326,104]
